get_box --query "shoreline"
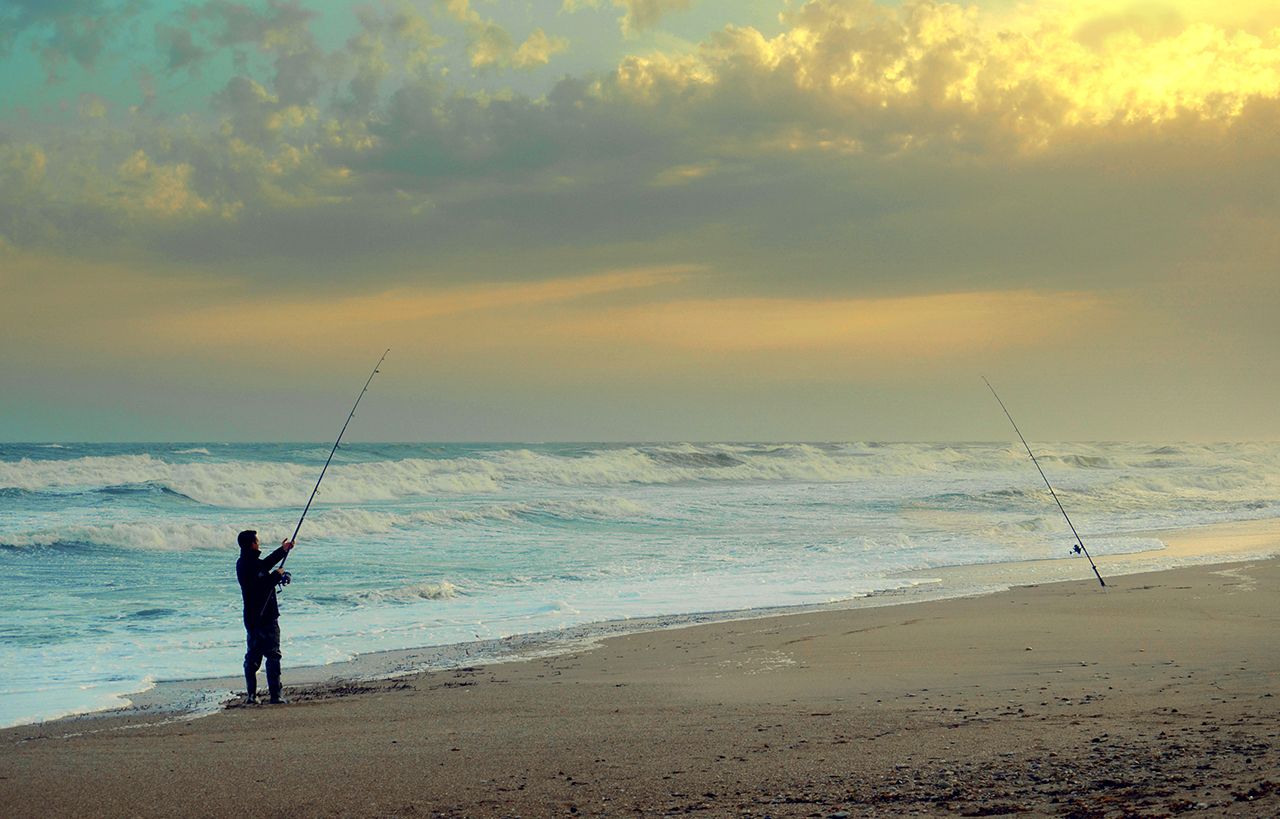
[27,516,1280,732]
[5,529,1280,817]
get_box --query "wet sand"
[3,524,1279,818]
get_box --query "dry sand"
[3,523,1279,818]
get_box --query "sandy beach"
[3,523,1279,818]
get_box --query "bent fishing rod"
[983,377,1106,588]
[258,349,389,620]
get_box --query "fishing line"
[983,377,1106,588]
[258,349,389,620]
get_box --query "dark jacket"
[237,546,288,627]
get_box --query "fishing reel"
[277,571,292,587]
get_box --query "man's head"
[238,530,259,551]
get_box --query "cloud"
[156,23,210,75]
[2,0,1278,295]
[344,3,446,115]
[0,0,150,83]
[567,289,1113,358]
[513,27,571,69]
[4,1,1280,440]
[1,142,46,193]
[143,266,697,351]
[596,0,1280,160]
[617,0,696,36]
[562,0,696,36]
[188,0,320,52]
[440,0,569,71]
[180,0,327,108]
[116,150,214,218]
[0,2,446,255]
[34,253,1105,387]
[347,0,1280,230]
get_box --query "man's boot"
[245,672,259,705]
[266,657,288,704]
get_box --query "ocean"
[2,441,1278,728]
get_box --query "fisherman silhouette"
[236,530,295,704]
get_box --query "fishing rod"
[286,349,389,555]
[983,377,1106,588]
[258,350,389,619]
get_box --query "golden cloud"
[444,0,570,71]
[132,263,1111,379]
[610,0,1280,154]
[561,0,695,36]
[5,0,1278,254]
[0,242,1120,391]
[565,289,1112,357]
[143,267,699,348]
[513,29,571,69]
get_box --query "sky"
[2,0,1279,442]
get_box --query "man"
[236,530,295,704]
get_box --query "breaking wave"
[5,441,1232,509]
[349,582,460,604]
[0,495,654,552]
